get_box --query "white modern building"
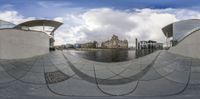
[162,19,200,58]
[0,20,62,59]
[138,40,163,50]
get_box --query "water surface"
[69,49,135,62]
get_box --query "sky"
[0,0,200,46]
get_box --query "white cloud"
[38,1,71,8]
[54,8,200,46]
[54,17,64,23]
[0,10,35,24]
[1,8,200,46]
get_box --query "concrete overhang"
[162,23,173,38]
[14,19,63,35]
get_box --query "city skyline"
[0,0,200,46]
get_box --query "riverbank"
[71,48,132,51]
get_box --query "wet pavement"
[0,50,200,99]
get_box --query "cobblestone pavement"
[0,50,200,99]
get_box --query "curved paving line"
[139,66,175,81]
[105,55,160,81]
[44,54,101,97]
[144,59,192,97]
[11,56,48,85]
[95,60,134,80]
[46,53,85,80]
[104,66,133,80]
[153,66,191,84]
[0,63,17,85]
[45,51,137,96]
[65,50,141,77]
[103,60,148,81]
[96,51,192,97]
[102,52,150,80]
[114,53,192,97]
[139,55,184,81]
[136,51,191,81]
[44,53,71,83]
[44,51,128,97]
[93,64,139,96]
[42,55,71,97]
[44,53,95,96]
[93,52,161,96]
[0,56,45,85]
[139,51,192,83]
[153,57,192,85]
[44,51,191,97]
[64,50,161,85]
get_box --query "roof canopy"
[0,20,16,29]
[162,23,173,38]
[14,20,63,35]
[162,19,200,40]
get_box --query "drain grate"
[45,70,70,84]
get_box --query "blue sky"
[0,0,200,45]
[0,0,200,18]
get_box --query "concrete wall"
[169,29,200,59]
[0,29,49,59]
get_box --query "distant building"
[65,44,74,48]
[101,35,128,48]
[74,43,81,48]
[155,43,163,49]
[138,40,163,49]
[80,41,97,48]
[54,45,65,50]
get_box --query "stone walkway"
[0,50,200,99]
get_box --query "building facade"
[162,19,200,47]
[101,35,128,48]
[0,20,62,59]
[162,19,200,59]
[74,43,81,48]
[80,41,97,48]
[65,44,74,48]
[138,40,163,50]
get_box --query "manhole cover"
[45,70,70,84]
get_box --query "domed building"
[101,35,128,49]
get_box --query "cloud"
[0,10,35,24]
[0,4,14,10]
[37,1,72,8]
[54,8,200,46]
[54,17,64,23]
[1,8,200,46]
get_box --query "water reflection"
[70,49,134,62]
[135,49,156,58]
[69,49,156,62]
[69,49,135,62]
